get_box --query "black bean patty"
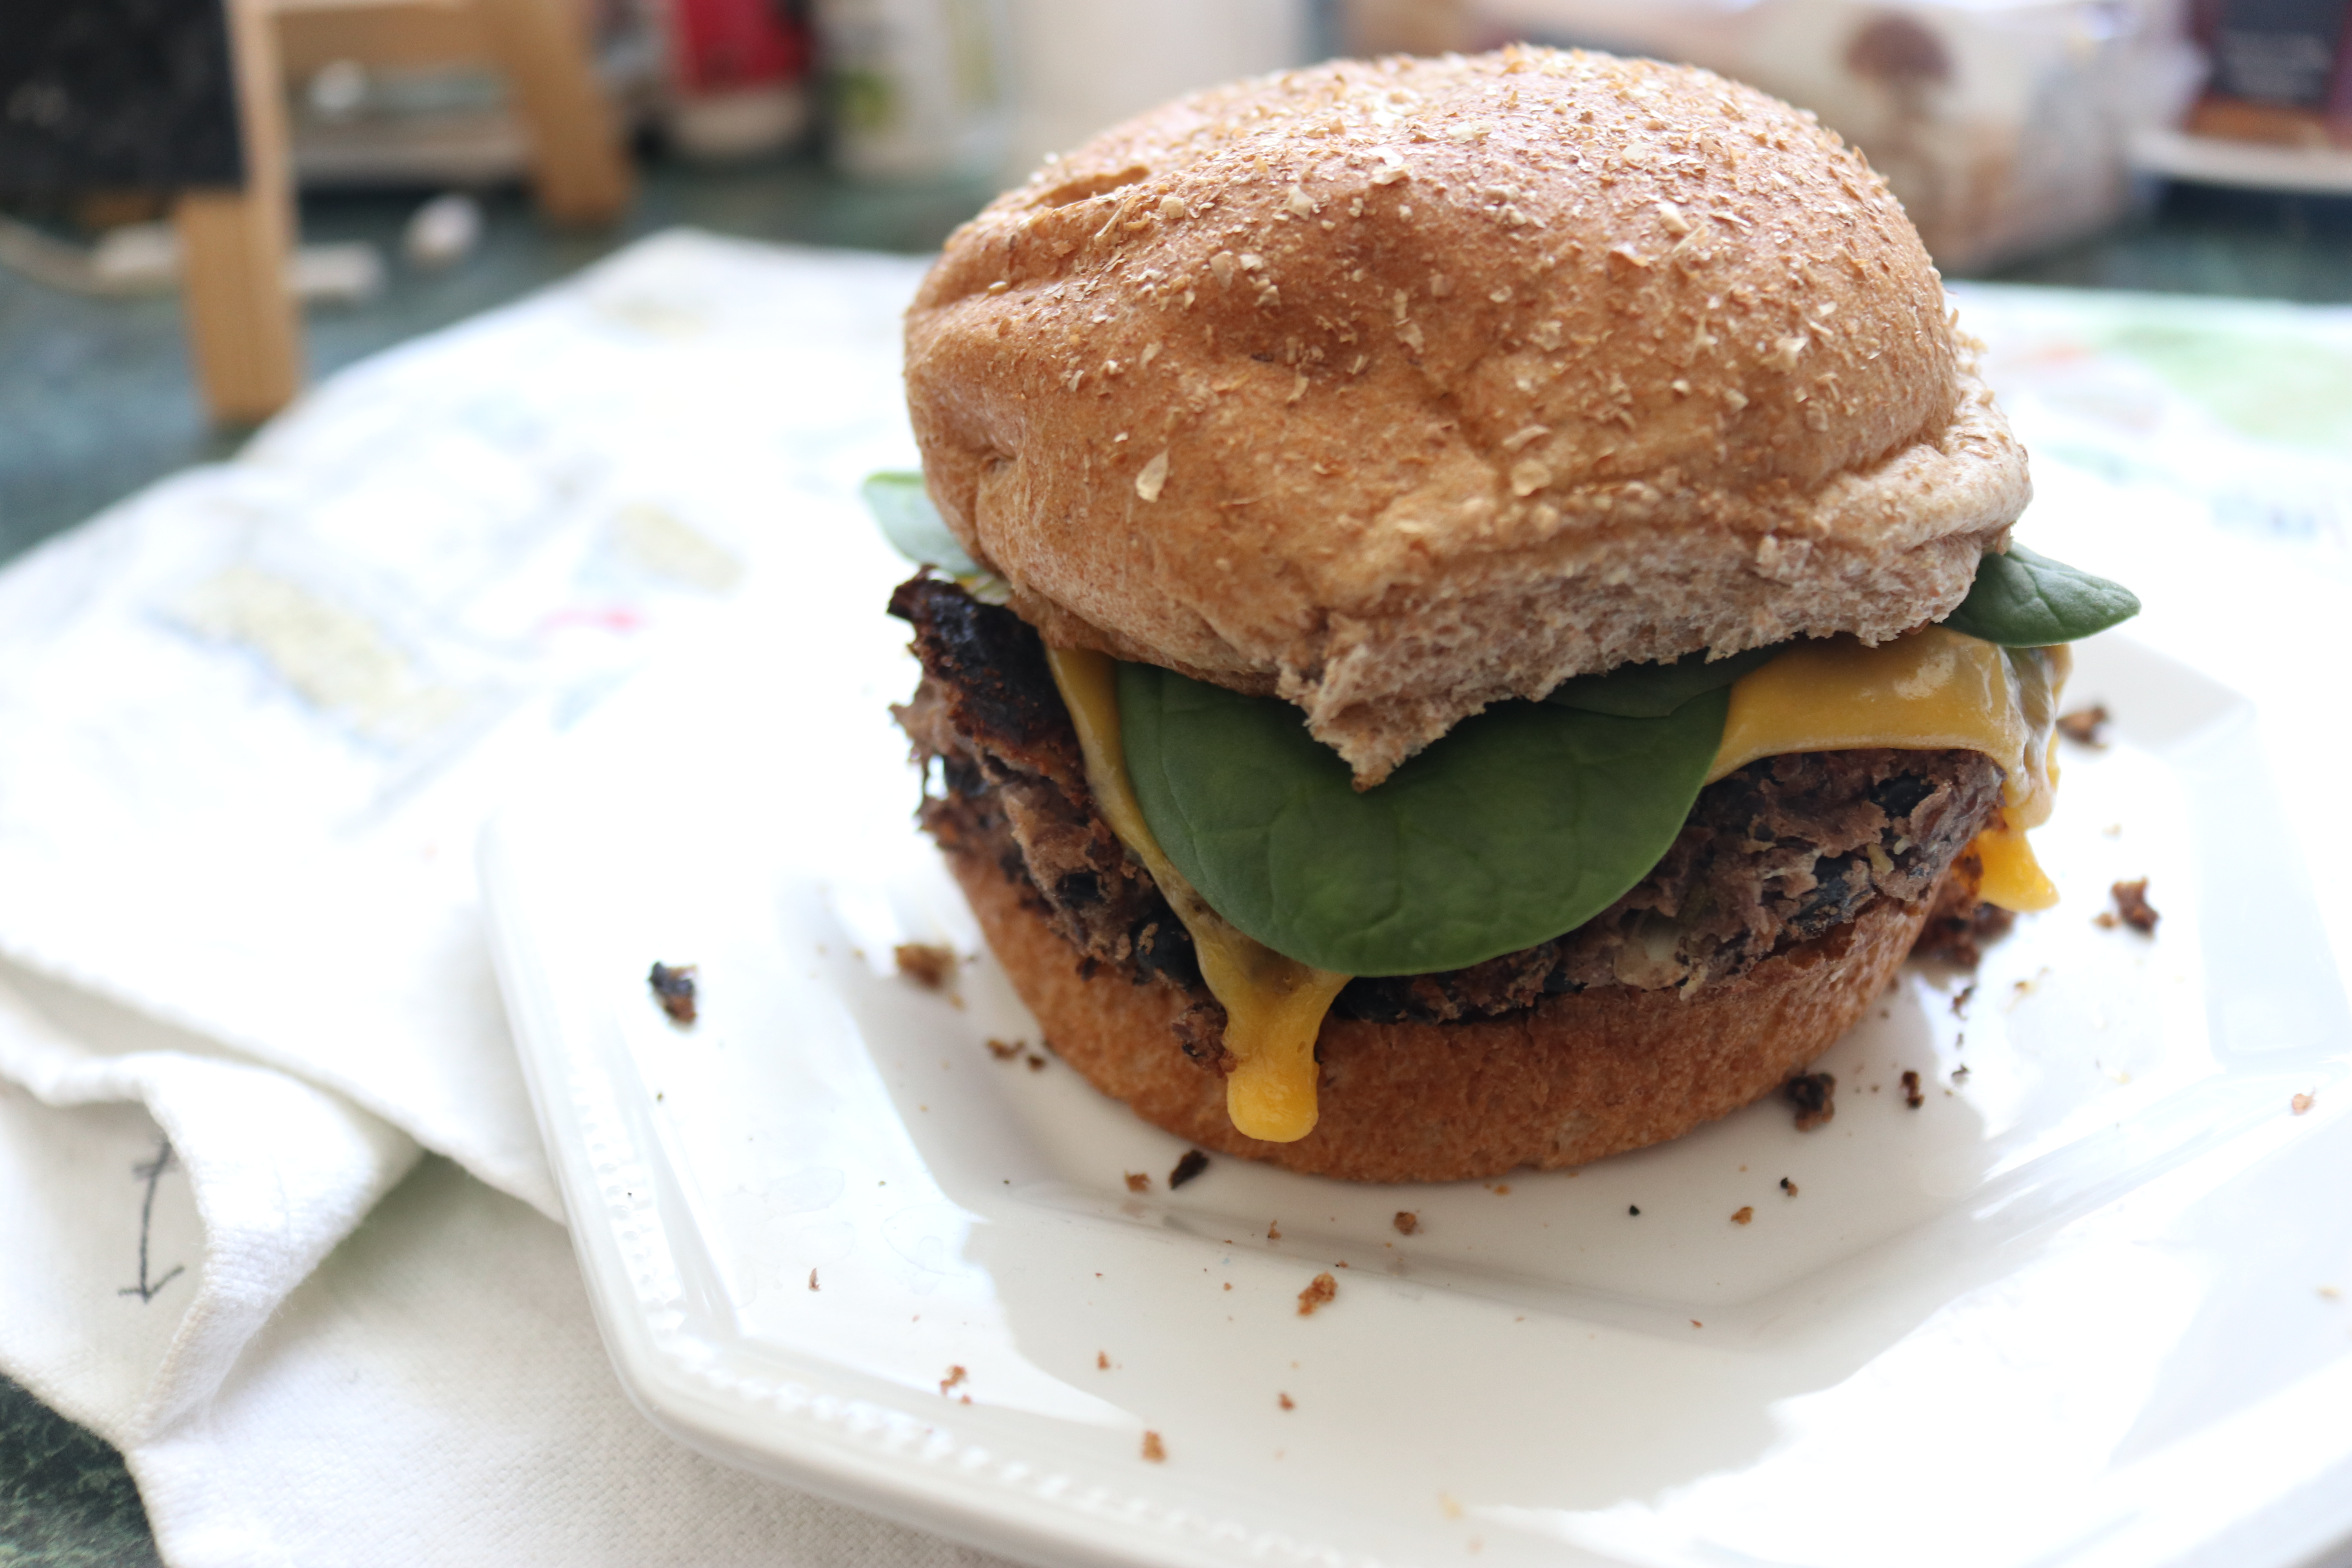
[890,574,2004,1024]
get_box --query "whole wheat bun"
[907,47,2029,784]
[951,843,1967,1182]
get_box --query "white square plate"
[481,542,2352,1568]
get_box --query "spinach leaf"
[863,470,981,577]
[1544,643,1785,717]
[1941,543,2140,646]
[1120,664,1726,976]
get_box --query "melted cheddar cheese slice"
[1711,628,2069,911]
[1047,628,2069,1143]
[1046,646,1350,1143]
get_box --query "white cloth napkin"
[1,231,2349,1567]
[0,231,1014,1566]
[0,232,943,1218]
[0,968,1012,1566]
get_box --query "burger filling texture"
[875,457,2139,1143]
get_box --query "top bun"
[905,47,2029,785]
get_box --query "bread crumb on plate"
[1785,1071,1836,1130]
[647,962,697,1026]
[893,943,957,989]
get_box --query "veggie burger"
[871,48,2137,1182]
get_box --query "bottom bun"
[949,847,1965,1183]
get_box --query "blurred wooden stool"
[269,0,635,225]
[176,0,631,424]
[172,0,304,424]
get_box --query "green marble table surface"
[1,152,2348,1565]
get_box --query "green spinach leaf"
[1941,543,2140,646]
[1120,664,1726,976]
[1544,643,1785,717]
[863,470,982,577]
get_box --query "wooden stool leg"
[177,0,303,425]
[474,0,634,225]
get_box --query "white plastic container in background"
[814,0,1015,182]
[998,0,1314,180]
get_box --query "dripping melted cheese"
[1045,646,1350,1143]
[1046,629,2069,1142]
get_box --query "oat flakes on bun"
[874,46,2139,1183]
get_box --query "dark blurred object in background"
[2140,0,2352,208]
[0,0,635,425]
[0,0,245,198]
[2187,0,2351,146]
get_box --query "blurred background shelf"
[2134,127,2352,194]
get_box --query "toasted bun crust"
[907,48,2029,784]
[949,842,1960,1182]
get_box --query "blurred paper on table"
[0,232,932,1213]
[1951,280,2352,569]
[1948,278,2352,984]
